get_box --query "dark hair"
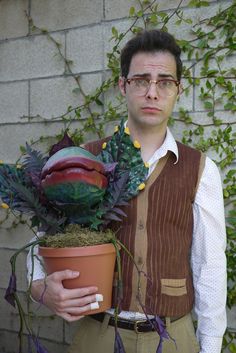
[120,29,182,80]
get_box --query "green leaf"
[95,98,103,106]
[150,14,157,23]
[112,27,118,38]
[206,80,212,89]
[188,0,209,7]
[207,69,218,77]
[158,12,168,20]
[129,6,135,16]
[186,18,193,24]
[229,342,236,353]
[224,103,236,111]
[175,19,182,25]
[213,119,223,126]
[136,10,143,17]
[204,101,213,109]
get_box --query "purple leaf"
[104,212,122,222]
[117,200,129,206]
[104,162,117,173]
[153,316,169,339]
[112,207,127,217]
[28,335,49,353]
[49,132,75,157]
[4,273,16,307]
[114,329,126,353]
[150,316,176,353]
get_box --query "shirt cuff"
[198,334,223,353]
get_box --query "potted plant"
[0,120,153,353]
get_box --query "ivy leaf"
[204,101,213,109]
[112,27,118,39]
[129,6,135,16]
[95,98,103,106]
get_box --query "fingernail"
[90,302,99,310]
[95,294,103,302]
[72,271,80,276]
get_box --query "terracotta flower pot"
[38,243,116,315]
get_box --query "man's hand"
[30,270,103,322]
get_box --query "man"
[28,29,227,353]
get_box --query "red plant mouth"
[41,156,106,179]
[41,167,108,189]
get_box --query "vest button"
[138,221,144,230]
[138,256,143,265]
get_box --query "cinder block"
[0,121,73,163]
[104,0,137,20]
[1,276,64,340]
[64,319,82,344]
[169,110,235,162]
[167,2,230,43]
[66,25,103,73]
[194,54,235,111]
[0,328,69,353]
[103,18,134,70]
[30,73,102,119]
[0,248,27,291]
[0,81,28,123]
[174,75,193,113]
[0,0,28,40]
[227,307,236,330]
[0,219,34,249]
[0,289,64,341]
[31,0,103,32]
[103,76,123,110]
[0,330,19,353]
[104,0,215,21]
[0,118,102,164]
[0,33,65,82]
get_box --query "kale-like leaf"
[22,143,47,190]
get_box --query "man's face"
[119,51,180,132]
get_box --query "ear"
[178,82,184,96]
[118,77,126,96]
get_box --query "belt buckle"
[134,320,145,334]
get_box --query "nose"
[146,81,159,100]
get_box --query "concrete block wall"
[0,0,234,352]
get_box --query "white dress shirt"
[27,127,227,353]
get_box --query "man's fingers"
[63,301,101,316]
[64,286,99,299]
[49,269,80,282]
[55,293,103,310]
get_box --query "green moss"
[43,224,115,248]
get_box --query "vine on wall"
[1,0,235,351]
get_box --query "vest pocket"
[161,278,187,296]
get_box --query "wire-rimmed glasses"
[124,77,180,97]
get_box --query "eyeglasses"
[124,77,180,97]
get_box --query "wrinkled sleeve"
[26,232,46,284]
[191,156,227,353]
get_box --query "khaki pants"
[68,313,200,353]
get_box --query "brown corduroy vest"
[85,138,205,317]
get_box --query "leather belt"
[90,313,182,333]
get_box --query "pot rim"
[38,242,116,257]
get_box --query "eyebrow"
[131,73,176,80]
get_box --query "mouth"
[141,107,162,113]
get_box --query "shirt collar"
[147,127,179,166]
